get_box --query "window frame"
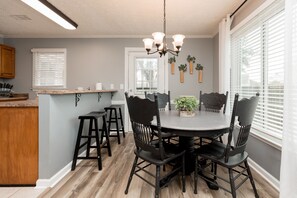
[31,48,67,90]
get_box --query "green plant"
[178,64,187,72]
[195,63,203,70]
[174,96,198,112]
[168,56,176,64]
[187,55,196,63]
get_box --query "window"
[231,0,285,144]
[135,57,158,94]
[32,48,67,89]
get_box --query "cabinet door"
[0,107,38,185]
[0,46,15,78]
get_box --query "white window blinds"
[231,0,285,141]
[32,48,67,89]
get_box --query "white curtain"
[219,14,232,113]
[219,15,233,143]
[279,0,297,197]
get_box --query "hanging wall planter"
[168,56,176,75]
[187,55,196,75]
[178,64,187,83]
[195,63,203,83]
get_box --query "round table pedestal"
[179,136,195,175]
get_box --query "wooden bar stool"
[71,111,112,171]
[104,105,125,144]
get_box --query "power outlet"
[120,84,124,90]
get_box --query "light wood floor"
[0,133,279,198]
[39,133,279,198]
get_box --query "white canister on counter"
[96,83,102,90]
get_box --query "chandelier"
[143,0,185,57]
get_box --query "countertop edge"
[0,99,38,107]
[37,89,117,95]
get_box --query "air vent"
[10,15,31,20]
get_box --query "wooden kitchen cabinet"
[0,107,38,185]
[0,44,15,78]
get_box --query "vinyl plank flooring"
[0,133,279,198]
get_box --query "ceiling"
[0,0,243,38]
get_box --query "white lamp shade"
[172,34,185,47]
[143,38,154,50]
[152,32,165,45]
[172,42,179,51]
[158,43,164,51]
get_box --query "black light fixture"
[21,0,78,30]
[143,0,185,57]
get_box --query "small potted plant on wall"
[178,64,187,83]
[187,55,196,74]
[168,56,176,74]
[174,96,198,117]
[195,63,203,83]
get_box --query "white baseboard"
[35,149,89,189]
[248,158,280,192]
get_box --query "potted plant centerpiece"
[168,56,176,75]
[174,96,198,117]
[178,64,187,83]
[187,55,196,74]
[195,63,203,83]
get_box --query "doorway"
[124,48,168,131]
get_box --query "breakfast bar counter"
[36,89,117,187]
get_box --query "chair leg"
[228,168,236,198]
[103,115,112,156]
[94,119,102,170]
[194,155,198,194]
[213,163,217,180]
[114,109,121,144]
[182,154,186,192]
[71,119,84,171]
[155,165,161,198]
[86,119,93,157]
[125,156,138,194]
[245,160,259,198]
[118,107,125,138]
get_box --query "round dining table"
[152,110,231,174]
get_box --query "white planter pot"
[179,110,195,117]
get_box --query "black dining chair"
[198,91,229,144]
[124,92,186,198]
[145,91,178,143]
[194,93,260,198]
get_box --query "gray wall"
[3,38,214,100]
[168,38,214,99]
[3,38,142,100]
[230,0,281,180]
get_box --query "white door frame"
[124,47,168,132]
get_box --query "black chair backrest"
[144,91,171,111]
[199,91,228,113]
[224,93,259,162]
[125,92,165,160]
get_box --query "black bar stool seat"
[104,105,125,144]
[71,111,112,171]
